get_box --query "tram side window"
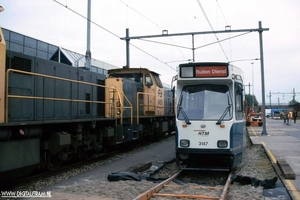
[235,83,244,120]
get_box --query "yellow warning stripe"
[250,127,300,199]
[286,180,300,200]
[261,141,300,199]
[250,126,258,137]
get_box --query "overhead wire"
[195,32,251,50]
[53,0,177,71]
[195,0,229,61]
[118,0,187,62]
[216,0,228,25]
[53,0,120,39]
[216,0,233,60]
[138,32,251,51]
[139,39,191,50]
[118,0,164,30]
[131,44,177,71]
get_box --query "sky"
[1,0,300,104]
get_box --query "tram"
[175,62,246,170]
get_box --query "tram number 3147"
[199,141,208,146]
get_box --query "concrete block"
[276,159,295,179]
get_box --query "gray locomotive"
[0,28,175,183]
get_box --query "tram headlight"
[179,153,189,160]
[180,139,190,147]
[217,140,228,148]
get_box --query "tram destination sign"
[195,66,228,78]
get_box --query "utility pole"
[246,83,252,95]
[125,28,130,68]
[251,62,254,108]
[85,0,91,70]
[293,88,296,101]
[245,82,252,107]
[269,89,300,104]
[258,21,268,136]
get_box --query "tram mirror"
[237,85,243,95]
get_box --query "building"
[2,28,119,75]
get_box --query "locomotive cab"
[142,70,165,116]
[105,68,165,117]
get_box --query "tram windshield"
[177,84,232,120]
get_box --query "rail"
[134,171,232,200]
[5,69,132,124]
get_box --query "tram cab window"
[145,74,153,86]
[177,84,232,120]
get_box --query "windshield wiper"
[177,94,191,125]
[178,106,191,125]
[216,105,231,125]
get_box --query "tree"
[289,99,299,106]
[245,94,258,107]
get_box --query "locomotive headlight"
[180,139,190,147]
[217,140,228,148]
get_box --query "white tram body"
[175,62,246,171]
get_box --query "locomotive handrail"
[110,88,133,124]
[136,92,175,124]
[120,90,133,124]
[5,69,132,123]
[136,92,156,124]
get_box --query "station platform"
[249,119,300,200]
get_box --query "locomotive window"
[109,73,143,83]
[151,73,163,88]
[145,74,153,86]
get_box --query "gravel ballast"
[13,131,281,200]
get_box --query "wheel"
[46,152,62,171]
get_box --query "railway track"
[10,150,117,189]
[8,134,174,190]
[134,170,232,200]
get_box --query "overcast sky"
[1,0,300,104]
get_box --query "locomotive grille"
[10,55,32,73]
